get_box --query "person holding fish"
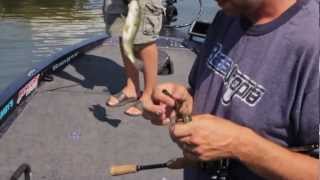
[144,0,319,179]
[105,0,165,116]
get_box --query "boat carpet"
[0,41,196,180]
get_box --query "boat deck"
[0,37,196,179]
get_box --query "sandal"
[106,91,137,107]
[124,100,144,117]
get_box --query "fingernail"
[163,118,170,124]
[172,92,181,98]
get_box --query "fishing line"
[164,0,203,29]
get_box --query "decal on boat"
[17,74,40,105]
[0,99,14,121]
[52,52,79,71]
[27,68,37,77]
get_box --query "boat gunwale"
[0,34,109,134]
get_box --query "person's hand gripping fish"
[121,0,143,70]
[143,83,194,125]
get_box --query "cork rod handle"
[109,164,137,176]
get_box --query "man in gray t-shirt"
[145,0,319,179]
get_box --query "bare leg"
[139,42,158,99]
[125,42,158,115]
[107,38,141,106]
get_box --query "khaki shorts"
[103,0,164,45]
[134,0,164,45]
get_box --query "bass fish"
[122,0,142,69]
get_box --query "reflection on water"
[0,0,106,91]
[0,0,105,57]
[0,0,218,92]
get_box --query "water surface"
[0,0,218,91]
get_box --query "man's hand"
[170,114,245,161]
[171,114,319,179]
[143,83,193,125]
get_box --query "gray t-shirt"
[187,0,319,179]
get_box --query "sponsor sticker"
[0,99,14,121]
[17,74,40,104]
[52,52,79,71]
[27,68,37,77]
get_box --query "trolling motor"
[163,0,178,26]
[163,0,203,29]
[123,0,179,26]
[119,0,202,28]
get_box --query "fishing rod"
[110,144,319,176]
[110,157,196,176]
[110,89,195,176]
[110,90,319,176]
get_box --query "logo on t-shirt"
[207,43,265,107]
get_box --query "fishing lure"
[162,89,192,124]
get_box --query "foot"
[124,100,144,116]
[124,95,152,116]
[106,91,138,107]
